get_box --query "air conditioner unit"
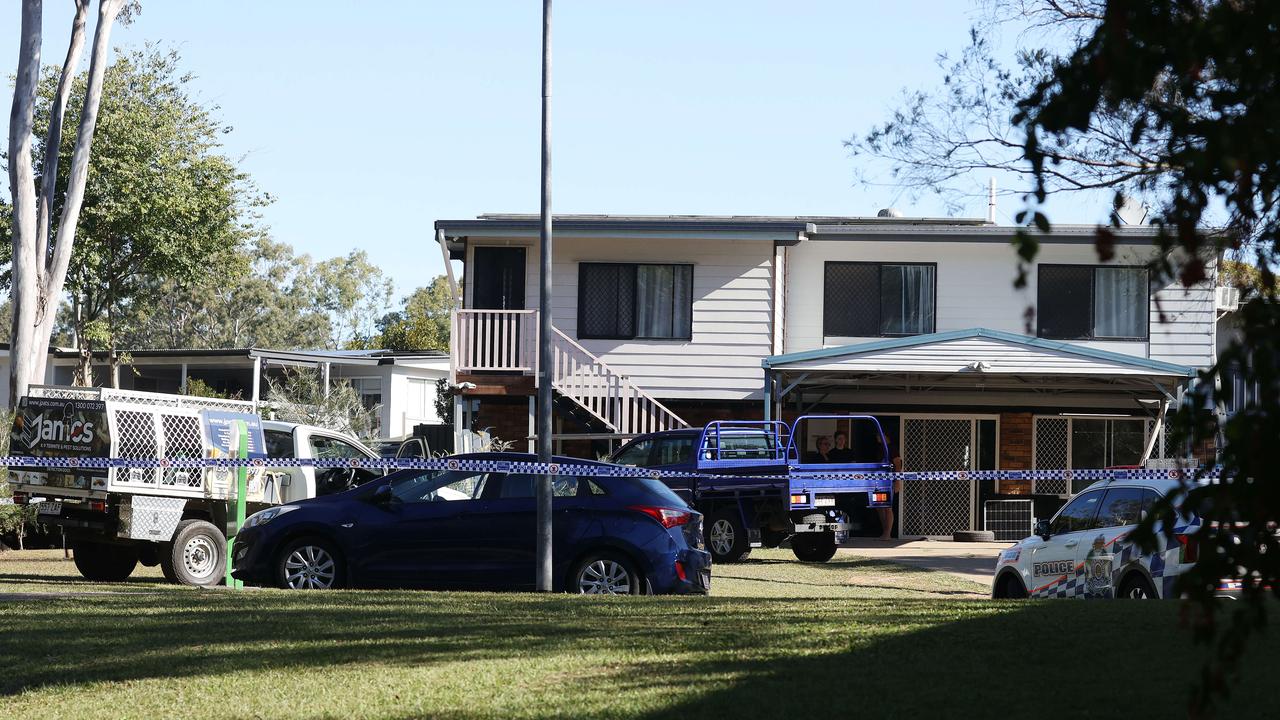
[1216,285,1241,313]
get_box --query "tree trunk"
[8,0,43,408]
[35,0,89,265]
[10,0,127,406]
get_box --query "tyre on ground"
[705,509,751,563]
[791,531,838,562]
[569,551,643,595]
[276,536,345,590]
[72,540,139,582]
[1118,572,1157,599]
[160,519,226,587]
[761,528,788,549]
[994,572,1028,599]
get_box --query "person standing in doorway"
[808,436,834,464]
[878,454,903,541]
[830,430,854,462]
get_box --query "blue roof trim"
[762,327,1197,377]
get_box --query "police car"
[992,477,1203,600]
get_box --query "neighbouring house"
[438,212,1234,537]
[0,346,449,440]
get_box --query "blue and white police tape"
[1,454,1222,483]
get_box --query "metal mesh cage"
[114,410,159,486]
[901,418,975,536]
[1034,417,1069,494]
[160,414,204,488]
[823,263,879,337]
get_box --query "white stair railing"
[451,309,688,434]
[548,327,687,434]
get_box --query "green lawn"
[1,548,1276,719]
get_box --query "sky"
[1,1,1108,305]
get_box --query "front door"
[472,246,526,310]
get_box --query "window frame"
[822,261,938,338]
[1037,264,1150,341]
[577,261,694,341]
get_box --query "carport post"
[763,369,773,421]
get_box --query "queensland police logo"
[446,459,460,471]
[547,463,560,475]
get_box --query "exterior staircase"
[451,309,688,435]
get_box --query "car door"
[1073,486,1151,599]
[460,473,588,590]
[346,469,494,588]
[1027,489,1104,598]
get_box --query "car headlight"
[244,505,299,528]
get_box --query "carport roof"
[762,328,1196,379]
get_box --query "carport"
[761,328,1196,537]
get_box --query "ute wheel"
[761,529,788,549]
[706,510,751,563]
[570,552,643,595]
[72,540,139,582]
[792,532,838,563]
[276,537,345,590]
[161,520,226,587]
[1119,573,1157,600]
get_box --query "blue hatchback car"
[230,453,711,595]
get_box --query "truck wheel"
[72,540,139,582]
[706,510,751,563]
[161,520,226,587]
[792,532,838,562]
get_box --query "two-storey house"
[438,213,1223,537]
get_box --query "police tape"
[0,454,1221,483]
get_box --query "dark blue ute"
[230,453,711,595]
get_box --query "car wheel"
[162,520,226,587]
[72,540,138,582]
[571,553,643,595]
[791,532,838,562]
[706,510,751,563]
[995,572,1028,599]
[1119,572,1157,600]
[277,537,345,590]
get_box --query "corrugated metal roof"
[762,328,1195,378]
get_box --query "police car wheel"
[1118,573,1157,600]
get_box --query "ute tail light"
[11,492,27,505]
[1176,534,1199,564]
[89,500,107,513]
[871,492,890,504]
[629,505,692,529]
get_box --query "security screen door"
[900,417,985,537]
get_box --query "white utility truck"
[7,386,382,586]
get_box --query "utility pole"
[535,0,554,592]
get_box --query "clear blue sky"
[3,1,1104,303]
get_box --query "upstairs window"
[823,262,936,337]
[1038,265,1148,340]
[578,263,693,340]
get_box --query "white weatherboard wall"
[464,235,774,400]
[785,238,1216,369]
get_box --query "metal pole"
[535,0,554,592]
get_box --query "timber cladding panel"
[999,412,1033,495]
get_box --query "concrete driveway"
[840,537,1014,587]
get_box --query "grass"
[1,548,1277,719]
